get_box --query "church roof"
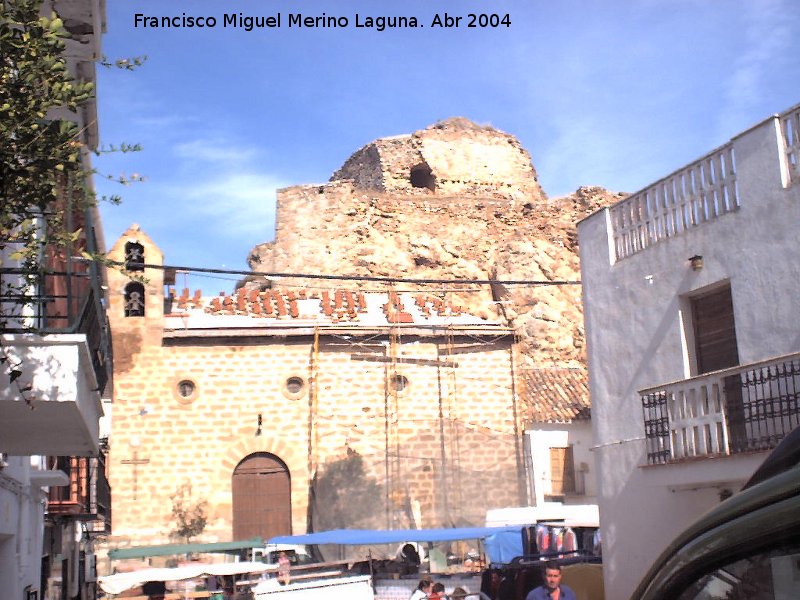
[523,368,591,423]
[163,288,505,333]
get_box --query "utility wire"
[109,260,581,287]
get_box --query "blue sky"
[95,0,800,294]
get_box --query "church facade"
[104,225,527,551]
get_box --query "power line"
[110,261,581,287]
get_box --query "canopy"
[98,561,272,595]
[268,526,521,546]
[269,526,524,564]
[108,537,264,560]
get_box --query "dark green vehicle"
[632,427,800,600]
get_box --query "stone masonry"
[102,119,621,562]
[248,118,623,383]
[104,225,525,555]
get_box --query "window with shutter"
[690,285,739,374]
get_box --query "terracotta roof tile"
[195,288,494,328]
[523,368,590,423]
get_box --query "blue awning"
[268,526,521,546]
[269,527,524,564]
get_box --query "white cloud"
[169,172,287,238]
[173,139,258,164]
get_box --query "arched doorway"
[232,453,291,540]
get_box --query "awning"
[269,527,524,564]
[98,561,272,595]
[108,537,264,560]
[268,526,521,546]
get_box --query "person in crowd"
[450,587,469,599]
[399,542,422,575]
[429,582,445,600]
[410,577,433,600]
[277,551,292,585]
[525,564,576,600]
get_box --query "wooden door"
[691,285,739,374]
[232,453,291,541]
[549,446,575,496]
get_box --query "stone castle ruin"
[247,117,623,373]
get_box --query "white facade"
[578,103,800,599]
[525,421,596,506]
[0,0,108,598]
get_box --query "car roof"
[742,424,800,489]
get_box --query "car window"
[676,541,800,599]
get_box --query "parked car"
[631,426,800,599]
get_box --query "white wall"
[526,421,596,506]
[578,113,800,599]
[0,458,48,600]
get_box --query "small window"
[286,377,304,394]
[124,282,145,317]
[124,241,145,271]
[282,376,306,400]
[173,379,198,404]
[390,373,409,392]
[178,380,195,398]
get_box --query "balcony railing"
[47,454,111,532]
[641,353,800,465]
[610,143,739,261]
[0,219,112,395]
[781,104,800,185]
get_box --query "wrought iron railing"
[0,217,111,395]
[641,353,800,465]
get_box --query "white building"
[523,368,596,509]
[577,102,800,599]
[0,1,111,598]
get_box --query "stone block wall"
[104,228,524,552]
[331,118,545,201]
[106,331,522,547]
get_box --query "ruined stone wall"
[331,118,546,201]
[250,180,622,370]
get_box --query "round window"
[178,380,196,398]
[286,376,304,394]
[281,376,307,400]
[391,374,409,392]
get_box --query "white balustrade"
[611,144,738,260]
[780,104,800,186]
[641,353,800,463]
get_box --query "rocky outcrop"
[245,120,624,370]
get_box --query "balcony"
[641,352,800,466]
[1,210,111,455]
[609,102,800,261]
[47,454,111,533]
[1,257,112,396]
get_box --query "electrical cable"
[108,260,580,287]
